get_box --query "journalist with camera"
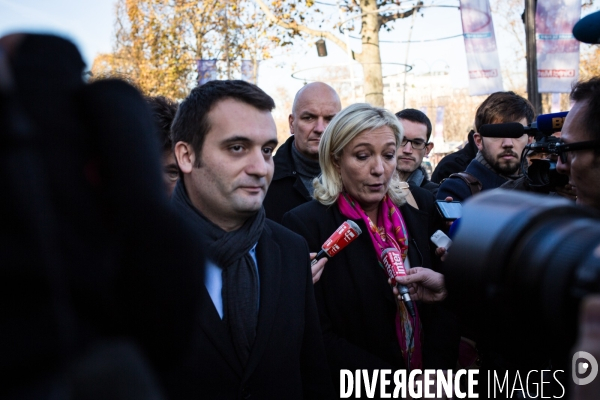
[395,77,600,398]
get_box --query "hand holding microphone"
[394,267,447,303]
[311,220,362,266]
[382,248,416,318]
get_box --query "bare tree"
[255,0,423,107]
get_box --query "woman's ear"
[332,153,341,173]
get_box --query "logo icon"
[572,351,599,385]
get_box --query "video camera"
[444,190,600,364]
[479,112,569,191]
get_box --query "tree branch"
[379,1,422,26]
[254,0,355,58]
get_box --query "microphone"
[573,10,600,44]
[479,122,526,138]
[535,111,568,135]
[381,248,416,318]
[479,111,569,139]
[311,220,362,266]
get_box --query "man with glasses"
[556,77,600,210]
[395,109,439,195]
[437,91,535,202]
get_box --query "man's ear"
[527,135,534,144]
[425,142,434,156]
[174,141,196,174]
[288,114,295,135]
[473,132,484,151]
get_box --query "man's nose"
[246,148,269,177]
[556,154,569,176]
[314,117,326,133]
[501,137,515,147]
[401,141,413,153]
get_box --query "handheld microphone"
[381,248,416,318]
[311,220,362,266]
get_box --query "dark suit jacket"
[282,189,459,397]
[264,136,312,223]
[163,218,334,399]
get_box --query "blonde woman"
[282,103,458,396]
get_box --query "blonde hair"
[313,103,408,206]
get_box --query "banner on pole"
[536,0,581,93]
[434,106,445,141]
[197,60,218,85]
[551,93,561,113]
[459,0,504,96]
[241,60,258,84]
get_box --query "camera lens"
[445,190,600,354]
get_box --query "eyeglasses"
[555,140,600,163]
[400,138,428,150]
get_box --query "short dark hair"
[395,108,433,141]
[474,91,535,132]
[146,95,178,152]
[171,80,275,166]
[570,77,600,141]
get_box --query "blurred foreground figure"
[0,33,202,399]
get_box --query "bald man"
[264,82,341,223]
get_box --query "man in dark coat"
[395,108,439,195]
[263,82,341,223]
[437,91,535,202]
[168,80,333,399]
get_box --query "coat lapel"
[399,203,430,267]
[197,282,244,378]
[292,174,312,201]
[242,223,282,380]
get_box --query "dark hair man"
[169,80,333,399]
[437,91,535,201]
[556,77,600,211]
[395,108,438,195]
[146,95,179,197]
[263,82,341,223]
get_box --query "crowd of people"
[2,31,600,400]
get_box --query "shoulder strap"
[446,172,482,196]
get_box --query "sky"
[0,0,470,93]
[1,0,596,104]
[0,0,116,66]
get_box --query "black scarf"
[171,181,263,366]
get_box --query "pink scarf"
[337,192,422,370]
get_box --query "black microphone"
[573,10,600,44]
[479,111,569,139]
[479,122,526,138]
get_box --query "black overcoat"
[282,187,459,396]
